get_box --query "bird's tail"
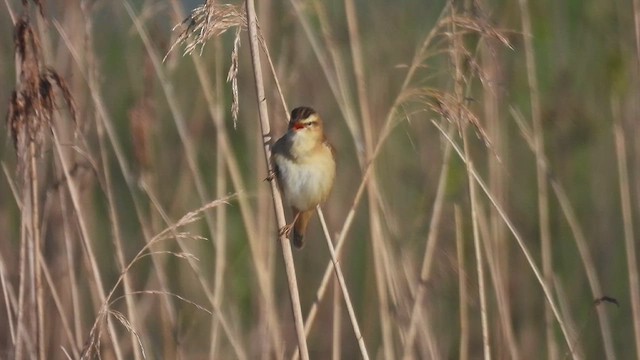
[293,210,313,249]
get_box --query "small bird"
[271,106,336,248]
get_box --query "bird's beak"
[292,122,305,131]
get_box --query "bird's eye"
[306,121,317,127]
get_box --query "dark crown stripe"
[290,106,316,122]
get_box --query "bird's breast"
[274,146,335,211]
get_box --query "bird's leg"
[279,212,300,238]
[264,169,276,182]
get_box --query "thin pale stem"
[511,107,616,359]
[456,205,469,360]
[613,119,640,357]
[296,6,452,345]
[51,128,124,360]
[343,0,393,357]
[517,0,556,357]
[317,208,370,359]
[38,250,78,358]
[210,34,227,359]
[433,121,579,359]
[451,7,491,358]
[332,278,342,360]
[244,1,309,358]
[29,141,45,360]
[53,17,179,329]
[129,2,285,354]
[97,109,143,360]
[401,125,453,358]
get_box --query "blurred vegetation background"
[1,0,639,359]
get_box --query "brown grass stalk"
[475,202,523,358]
[82,193,246,359]
[30,140,44,360]
[553,277,584,359]
[54,11,181,345]
[288,0,364,150]
[0,256,16,346]
[635,0,640,70]
[332,277,342,360]
[297,5,452,346]
[343,0,393,357]
[517,0,556,357]
[138,185,248,360]
[400,124,453,358]
[96,108,143,359]
[50,127,124,359]
[166,1,286,355]
[511,107,616,358]
[480,15,519,358]
[317,208,370,359]
[456,205,469,360]
[449,6,491,358]
[209,34,227,360]
[38,250,78,358]
[433,121,579,358]
[613,114,640,358]
[244,0,309,358]
[260,5,372,356]
[57,180,83,349]
[1,165,22,348]
[127,4,287,357]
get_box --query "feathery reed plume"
[7,12,76,359]
[166,1,246,58]
[80,197,234,359]
[166,1,247,127]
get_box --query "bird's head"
[288,106,324,143]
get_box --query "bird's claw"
[264,170,276,182]
[278,223,293,238]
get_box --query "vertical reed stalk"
[332,279,342,360]
[209,34,227,359]
[344,0,392,357]
[400,125,453,358]
[244,1,309,358]
[456,205,469,360]
[511,107,616,359]
[50,129,124,359]
[517,0,556,357]
[97,112,143,360]
[451,5,491,358]
[433,122,579,358]
[30,138,44,360]
[299,6,450,344]
[613,116,640,358]
[480,19,519,358]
